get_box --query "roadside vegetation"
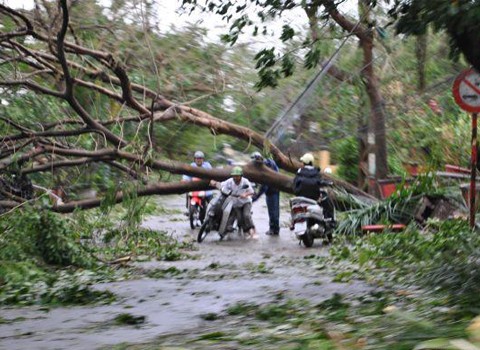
[0,198,191,306]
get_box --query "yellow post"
[321,150,330,170]
[313,149,336,173]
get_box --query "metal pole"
[470,113,478,228]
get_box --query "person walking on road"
[251,151,280,236]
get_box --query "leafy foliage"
[113,313,146,325]
[90,226,191,262]
[0,207,113,305]
[331,136,359,184]
[391,0,480,71]
[0,198,188,306]
[0,207,94,268]
[331,217,480,313]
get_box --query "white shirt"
[220,177,254,205]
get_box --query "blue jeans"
[266,192,280,233]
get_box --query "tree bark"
[50,161,375,213]
[326,0,388,183]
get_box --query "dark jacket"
[254,158,279,198]
[293,166,328,200]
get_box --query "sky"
[2,0,357,44]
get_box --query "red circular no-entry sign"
[453,68,480,113]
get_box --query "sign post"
[470,113,478,228]
[453,68,480,228]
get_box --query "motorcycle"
[187,189,207,229]
[197,184,248,243]
[289,188,336,247]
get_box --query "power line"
[265,20,363,142]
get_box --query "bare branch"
[22,156,112,174]
[53,0,127,148]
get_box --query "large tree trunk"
[360,34,388,181]
[415,33,428,92]
[49,161,375,213]
[358,0,388,183]
[326,0,388,189]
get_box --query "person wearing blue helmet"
[182,151,212,178]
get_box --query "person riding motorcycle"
[182,151,213,182]
[182,151,213,215]
[293,153,335,225]
[182,151,213,221]
[211,166,258,239]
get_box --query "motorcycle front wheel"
[197,218,211,243]
[199,203,207,224]
[189,204,197,229]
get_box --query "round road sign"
[453,68,480,113]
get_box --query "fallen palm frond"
[334,173,468,236]
[335,193,424,236]
[331,186,377,212]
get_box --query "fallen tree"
[0,0,373,213]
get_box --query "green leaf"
[254,48,277,69]
[281,54,294,77]
[279,24,295,42]
[304,46,321,69]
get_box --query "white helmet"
[300,152,314,165]
[250,151,263,161]
[194,151,205,159]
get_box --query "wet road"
[0,195,370,350]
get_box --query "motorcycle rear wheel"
[301,230,314,247]
[197,219,211,243]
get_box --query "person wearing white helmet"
[251,151,280,236]
[293,152,335,223]
[182,150,214,212]
[294,153,317,197]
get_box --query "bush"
[331,136,359,184]
[0,207,104,305]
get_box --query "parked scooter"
[197,184,248,243]
[187,189,207,229]
[289,187,336,247]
